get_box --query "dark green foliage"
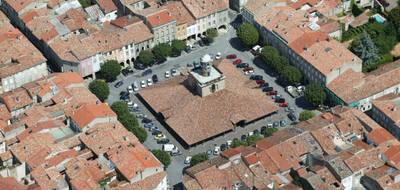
[152,149,171,167]
[351,4,364,17]
[206,28,218,43]
[111,101,147,143]
[261,127,278,137]
[171,40,186,56]
[304,84,327,107]
[237,23,259,47]
[190,153,209,166]
[231,138,247,148]
[246,135,263,145]
[281,65,303,85]
[350,32,380,67]
[137,50,155,66]
[152,43,172,61]
[299,111,316,121]
[260,46,281,69]
[388,7,400,34]
[88,80,109,102]
[98,60,121,82]
[78,0,91,8]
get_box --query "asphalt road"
[106,21,312,189]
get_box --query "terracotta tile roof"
[1,88,33,112]
[181,0,228,19]
[65,158,105,190]
[372,93,400,126]
[289,0,319,9]
[221,146,245,158]
[146,10,175,28]
[114,171,167,190]
[368,128,396,145]
[344,147,385,173]
[139,59,278,146]
[96,0,117,13]
[3,0,36,12]
[70,103,116,129]
[384,145,400,169]
[288,31,328,54]
[163,1,195,25]
[30,166,67,190]
[0,176,28,190]
[0,104,11,122]
[328,61,400,103]
[0,150,13,161]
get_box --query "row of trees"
[111,101,147,143]
[137,39,188,67]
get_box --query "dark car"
[114,81,123,88]
[155,58,167,65]
[288,112,297,121]
[275,98,286,103]
[185,46,192,53]
[157,138,170,144]
[152,130,162,135]
[120,91,128,96]
[120,93,129,101]
[236,63,249,68]
[250,75,263,80]
[193,61,201,68]
[226,54,237,59]
[121,67,134,76]
[142,118,152,124]
[144,122,154,129]
[152,74,159,83]
[260,83,269,88]
[134,63,146,70]
[220,144,227,151]
[256,79,265,85]
[142,69,152,76]
[266,90,277,95]
[263,86,274,92]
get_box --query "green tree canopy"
[152,150,171,167]
[190,153,209,166]
[206,28,218,43]
[152,43,172,61]
[88,80,110,102]
[261,127,278,137]
[98,60,121,82]
[350,32,380,68]
[111,101,129,118]
[171,40,186,56]
[246,135,263,145]
[237,23,259,48]
[304,84,327,107]
[281,65,302,85]
[137,50,155,66]
[231,138,247,148]
[388,7,400,34]
[261,46,282,70]
[299,110,316,121]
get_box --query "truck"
[162,144,176,152]
[285,86,301,98]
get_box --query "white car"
[215,52,221,60]
[127,86,134,94]
[213,146,220,155]
[226,140,232,147]
[184,156,192,164]
[133,82,139,92]
[171,69,179,76]
[165,71,171,78]
[140,80,146,88]
[147,78,153,86]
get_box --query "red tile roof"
[368,128,396,145]
[146,10,175,28]
[70,103,116,129]
[96,0,117,13]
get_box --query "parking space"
[106,22,308,188]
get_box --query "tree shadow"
[229,37,247,52]
[295,96,314,110]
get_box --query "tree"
[98,60,121,82]
[299,110,316,121]
[206,28,218,43]
[304,84,327,107]
[152,43,172,61]
[351,3,364,17]
[111,101,129,117]
[260,46,282,70]
[281,65,302,85]
[152,150,171,167]
[261,127,278,137]
[246,135,263,145]
[171,40,186,56]
[388,7,400,34]
[190,153,209,166]
[237,23,259,48]
[88,80,110,102]
[350,32,380,67]
[137,50,155,66]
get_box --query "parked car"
[263,86,274,92]
[120,91,129,100]
[142,118,152,124]
[226,54,237,59]
[250,75,263,80]
[152,130,162,135]
[272,95,281,99]
[171,69,179,76]
[134,63,146,70]
[170,149,182,156]
[155,133,166,140]
[213,146,221,155]
[114,81,123,88]
[243,67,254,74]
[207,149,213,156]
[157,138,170,144]
[260,83,269,88]
[273,121,279,128]
[256,79,265,85]
[185,156,192,164]
[142,69,153,76]
[144,122,154,129]
[155,58,167,65]
[232,59,242,65]
[122,67,134,76]
[133,82,139,92]
[288,112,297,121]
[193,61,201,68]
[185,45,192,53]
[275,98,286,103]
[236,63,249,68]
[152,74,159,83]
[220,144,227,151]
[279,102,289,107]
[147,78,153,86]
[162,144,176,152]
[226,140,232,147]
[215,52,221,60]
[165,71,171,78]
[140,80,146,88]
[266,90,278,95]
[127,86,134,94]
[280,120,287,127]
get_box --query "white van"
[162,144,176,152]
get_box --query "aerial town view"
[1,0,400,189]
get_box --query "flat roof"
[190,66,223,86]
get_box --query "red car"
[233,59,242,65]
[226,54,237,59]
[267,90,277,96]
[256,79,265,85]
[279,102,289,107]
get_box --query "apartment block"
[371,93,400,140]
[0,11,48,94]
